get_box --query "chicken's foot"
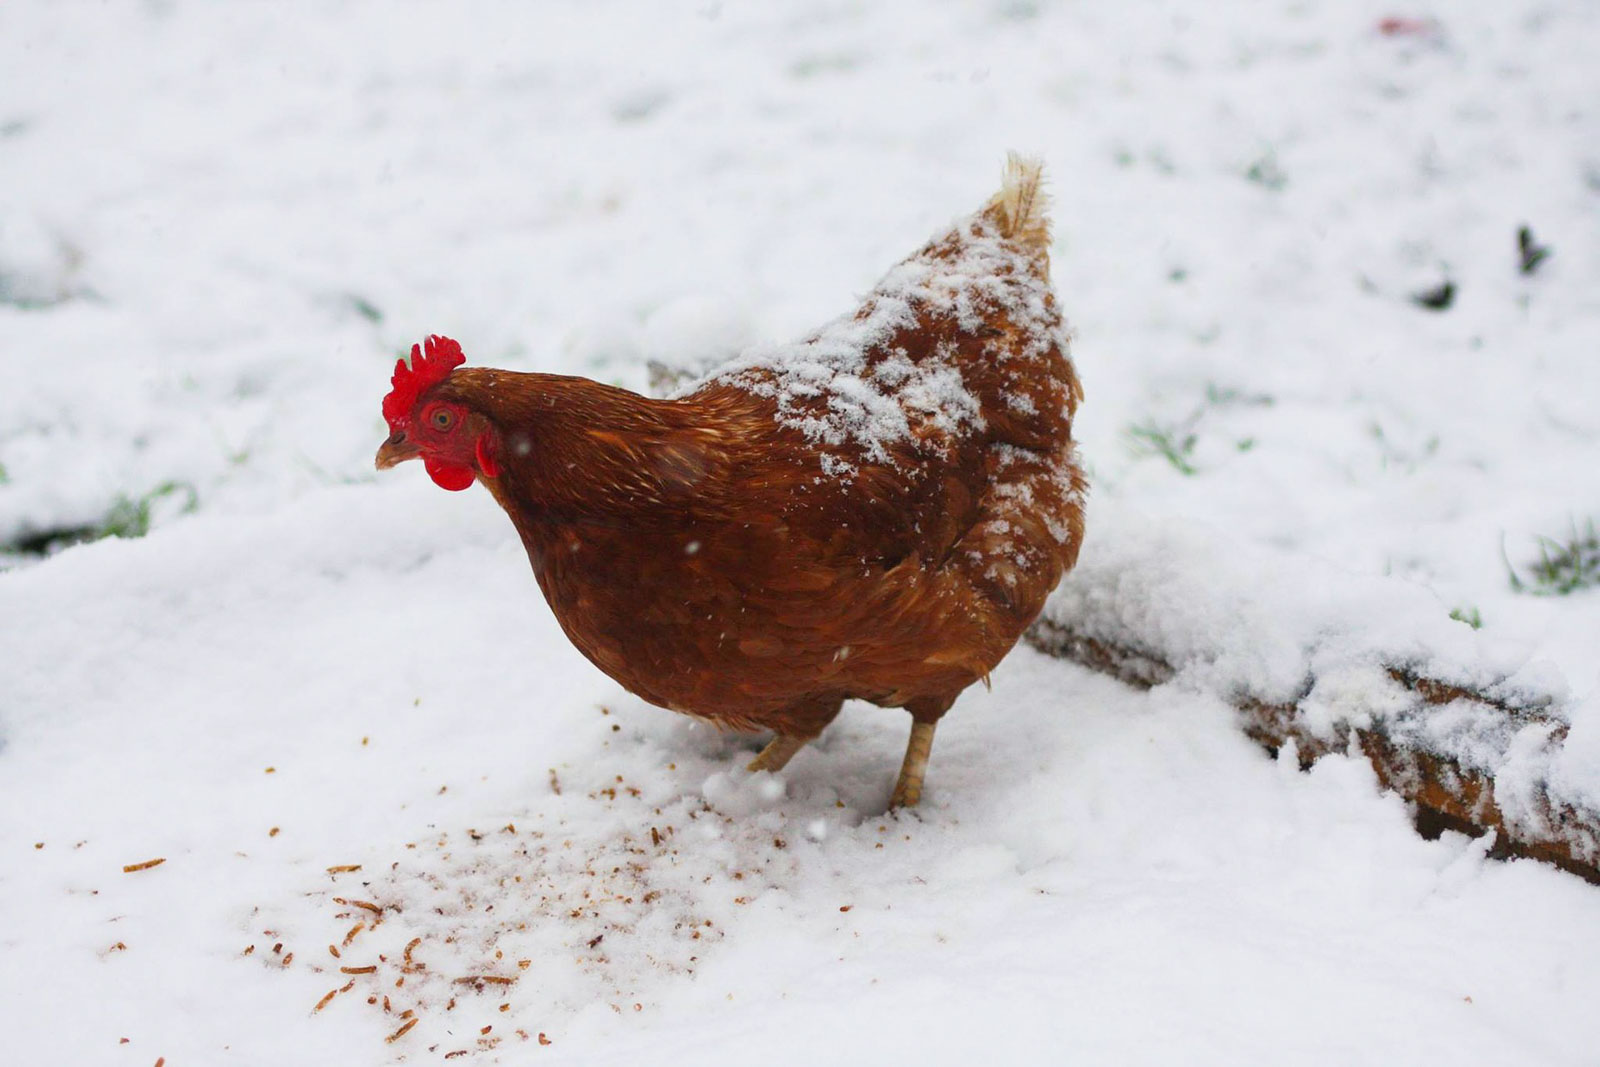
[747,734,808,774]
[889,721,937,808]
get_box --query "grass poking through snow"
[1507,519,1600,596]
[1126,384,1275,477]
[2,480,199,558]
[1126,418,1199,476]
[97,481,200,540]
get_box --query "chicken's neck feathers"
[436,369,752,533]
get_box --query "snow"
[703,217,1054,465]
[4,1,1600,1065]
[1040,503,1593,863]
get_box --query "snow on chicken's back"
[696,154,1080,480]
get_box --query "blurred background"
[2,0,1597,649]
[4,6,1600,1063]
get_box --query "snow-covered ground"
[4,2,1599,1063]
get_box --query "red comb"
[383,335,465,429]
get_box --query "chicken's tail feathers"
[984,152,1051,256]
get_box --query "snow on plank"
[1031,506,1600,886]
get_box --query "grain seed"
[385,1018,418,1043]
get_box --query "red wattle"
[475,434,500,478]
[424,454,475,491]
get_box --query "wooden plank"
[1025,617,1600,886]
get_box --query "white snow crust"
[700,220,1060,465]
[3,2,1600,1065]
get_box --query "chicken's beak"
[375,431,420,470]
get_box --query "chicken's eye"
[429,407,456,432]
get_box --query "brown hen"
[376,155,1085,806]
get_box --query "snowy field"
[4,2,1600,1063]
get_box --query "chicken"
[375,155,1085,806]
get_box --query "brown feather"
[419,163,1085,744]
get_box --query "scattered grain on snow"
[3,2,1600,1065]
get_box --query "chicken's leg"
[746,696,844,775]
[889,721,937,808]
[747,734,808,774]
